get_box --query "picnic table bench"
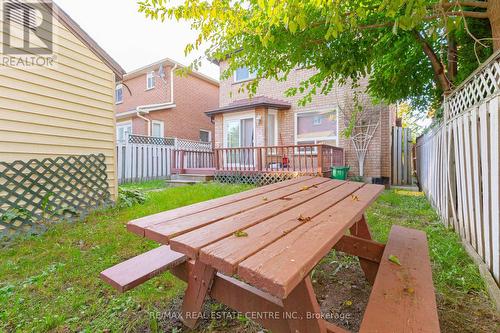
[101,176,440,333]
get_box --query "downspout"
[136,110,151,136]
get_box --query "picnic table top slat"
[237,184,384,298]
[127,176,314,236]
[144,177,328,244]
[198,181,365,275]
[170,179,347,258]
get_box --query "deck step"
[359,225,440,333]
[165,179,203,188]
[100,245,187,292]
[171,174,214,182]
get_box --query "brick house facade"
[115,58,218,142]
[207,62,395,181]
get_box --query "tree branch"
[439,1,489,9]
[412,30,452,93]
[360,10,488,29]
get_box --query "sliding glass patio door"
[224,117,254,167]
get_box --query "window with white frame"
[116,123,132,142]
[296,110,338,146]
[152,120,164,137]
[146,71,155,90]
[267,111,278,146]
[234,67,257,83]
[115,84,123,104]
[199,130,211,143]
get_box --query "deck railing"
[214,144,344,175]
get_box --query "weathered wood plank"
[127,176,313,235]
[333,234,385,263]
[145,177,329,244]
[199,182,365,275]
[99,245,187,292]
[282,277,327,333]
[489,96,499,282]
[471,107,484,258]
[479,103,491,269]
[359,226,440,333]
[170,180,347,258]
[238,184,384,298]
[180,261,216,328]
[349,216,379,284]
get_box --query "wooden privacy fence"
[416,50,500,285]
[392,127,413,185]
[116,135,213,184]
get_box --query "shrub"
[118,188,147,208]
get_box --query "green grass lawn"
[119,179,167,191]
[0,183,252,332]
[0,184,497,332]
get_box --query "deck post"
[318,145,323,176]
[257,147,263,171]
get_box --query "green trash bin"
[331,166,350,180]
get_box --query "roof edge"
[125,57,219,86]
[206,101,291,116]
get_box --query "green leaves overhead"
[138,0,493,115]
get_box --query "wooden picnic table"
[126,176,389,332]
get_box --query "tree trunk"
[412,31,452,93]
[489,0,500,51]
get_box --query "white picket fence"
[416,50,500,285]
[116,135,213,184]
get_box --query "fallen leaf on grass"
[234,231,248,237]
[388,255,401,266]
[298,214,312,223]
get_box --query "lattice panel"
[215,171,320,186]
[446,51,500,118]
[0,154,111,239]
[127,135,212,152]
[128,134,176,146]
[176,138,212,152]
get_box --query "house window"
[234,67,256,83]
[115,84,123,104]
[313,116,322,125]
[267,111,278,146]
[152,120,164,137]
[296,110,338,146]
[199,130,211,143]
[116,123,132,142]
[146,71,155,90]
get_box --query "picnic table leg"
[180,260,216,328]
[282,276,327,333]
[349,214,379,284]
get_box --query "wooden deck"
[172,144,345,183]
